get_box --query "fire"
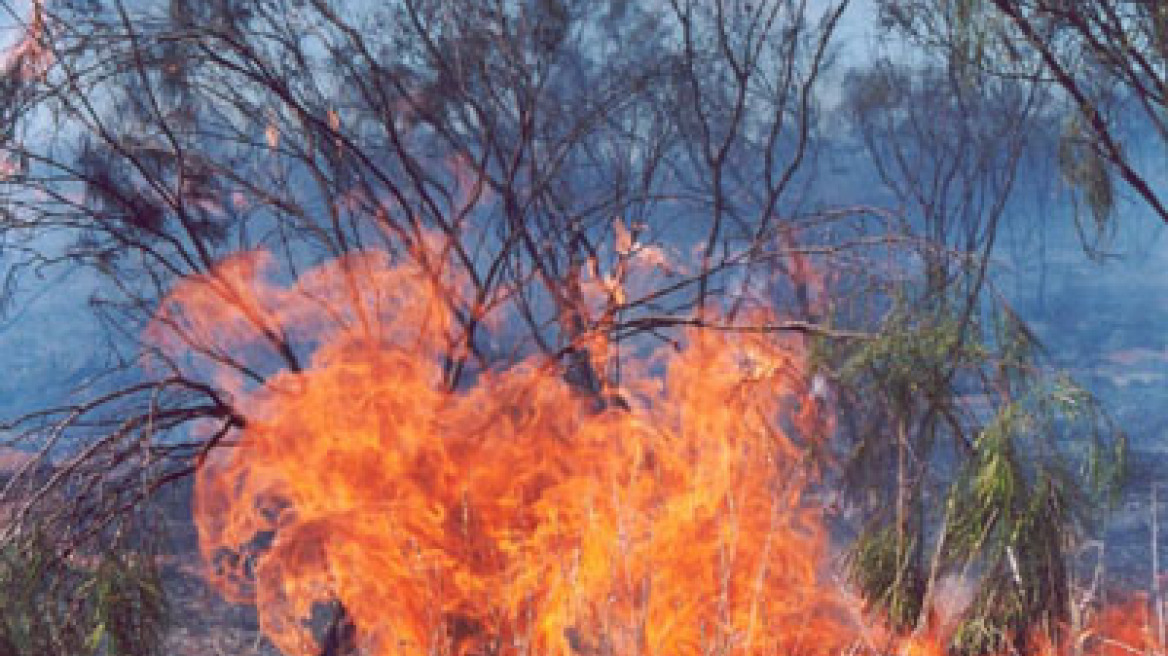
[151,248,861,655]
[2,0,52,81]
[149,249,1161,656]
[1077,597,1163,656]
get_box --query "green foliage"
[846,525,925,631]
[826,291,1124,654]
[0,530,72,655]
[834,304,985,419]
[87,552,168,656]
[1059,113,1117,251]
[944,413,1071,655]
[941,372,1123,654]
[0,530,168,656]
[948,473,1072,656]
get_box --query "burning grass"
[146,250,1158,656]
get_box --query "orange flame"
[2,0,51,81]
[150,249,1162,656]
[1076,596,1164,656]
[151,249,869,656]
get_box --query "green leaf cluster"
[826,295,1124,654]
[0,529,167,656]
[846,524,925,631]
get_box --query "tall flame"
[152,249,863,655]
[150,250,1161,656]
